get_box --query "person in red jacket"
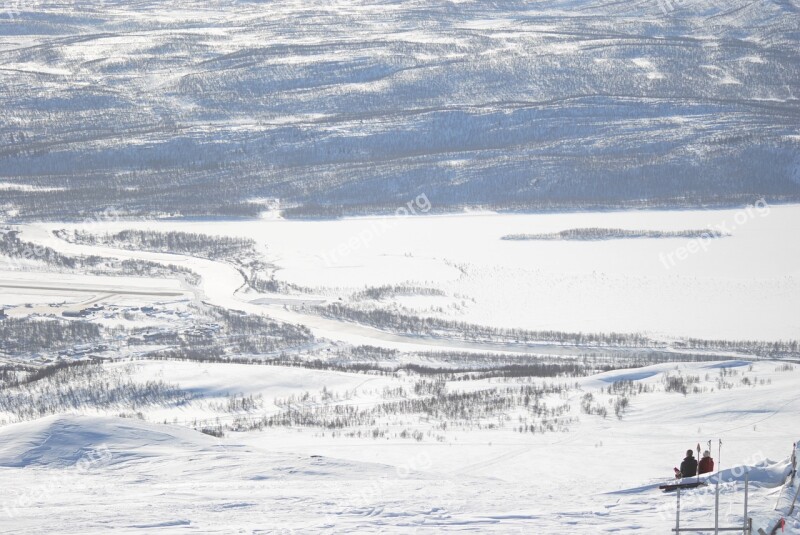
[698,450,715,474]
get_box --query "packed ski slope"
[1,360,798,533]
[1,0,799,219]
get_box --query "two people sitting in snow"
[674,448,714,479]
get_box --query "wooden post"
[676,487,681,534]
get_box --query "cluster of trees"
[410,349,733,372]
[64,230,255,260]
[0,361,192,423]
[58,228,285,292]
[313,303,652,347]
[581,380,654,420]
[660,367,770,395]
[385,382,575,425]
[138,342,747,384]
[605,379,654,397]
[1,229,199,284]
[581,394,628,419]
[128,304,315,360]
[515,416,574,435]
[205,306,314,354]
[350,285,446,302]
[224,380,575,438]
[207,393,263,413]
[429,363,615,381]
[312,303,800,358]
[0,229,104,269]
[2,298,315,365]
[581,393,609,419]
[675,338,800,358]
[0,317,103,354]
[58,228,308,296]
[118,259,200,285]
[502,228,727,241]
[663,373,702,395]
[5,360,92,386]
[136,349,712,386]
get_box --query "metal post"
[698,443,702,485]
[716,438,722,535]
[743,472,749,535]
[676,487,681,533]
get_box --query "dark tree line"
[313,303,651,346]
[675,338,799,358]
[350,285,446,301]
[502,228,727,241]
[63,229,254,259]
[311,303,800,357]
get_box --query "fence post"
[744,472,749,535]
[676,487,681,533]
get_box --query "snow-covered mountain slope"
[1,0,798,219]
[2,360,799,532]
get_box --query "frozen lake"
[37,203,800,343]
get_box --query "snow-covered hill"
[1,0,798,219]
[2,1,799,531]
[2,360,799,532]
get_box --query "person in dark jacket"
[679,449,698,478]
[698,450,714,474]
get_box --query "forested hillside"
[1,0,798,220]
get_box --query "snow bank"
[0,415,219,468]
[752,441,800,534]
[707,457,793,487]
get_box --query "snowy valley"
[1,0,800,533]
